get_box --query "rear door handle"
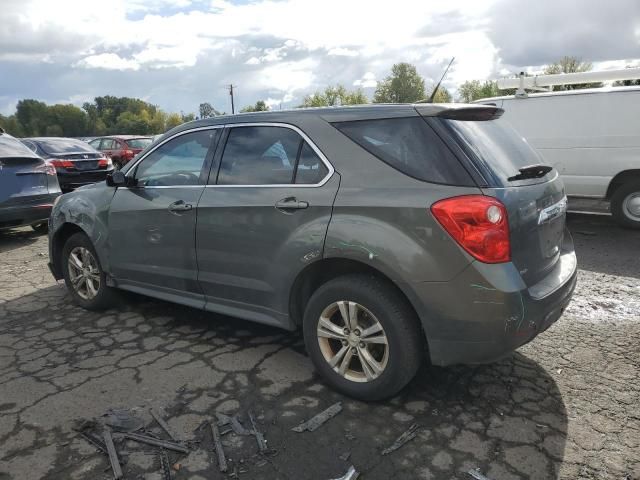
[275,197,309,211]
[168,200,193,213]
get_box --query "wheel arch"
[50,223,90,279]
[606,169,640,199]
[288,257,429,352]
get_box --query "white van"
[476,86,640,228]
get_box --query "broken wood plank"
[292,402,343,433]
[381,423,419,455]
[209,420,228,473]
[103,430,123,480]
[121,432,189,453]
[150,408,180,442]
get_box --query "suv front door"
[196,124,338,327]
[107,128,220,306]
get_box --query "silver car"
[48,104,577,400]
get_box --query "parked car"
[476,85,640,228]
[21,137,114,192]
[0,129,61,232]
[47,104,577,400]
[88,136,153,168]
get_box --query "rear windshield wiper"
[507,164,553,182]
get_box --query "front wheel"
[62,232,119,310]
[611,181,640,229]
[302,274,423,401]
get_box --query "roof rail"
[498,67,640,97]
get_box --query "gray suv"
[48,104,577,400]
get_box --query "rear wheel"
[31,222,48,234]
[302,274,423,401]
[611,181,640,229]
[62,232,119,310]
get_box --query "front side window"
[217,126,301,185]
[134,130,217,186]
[101,139,116,149]
[89,139,101,149]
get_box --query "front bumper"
[412,231,578,366]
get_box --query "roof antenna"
[426,57,455,103]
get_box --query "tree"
[543,56,602,90]
[15,99,48,136]
[181,112,196,123]
[165,113,183,130]
[199,102,214,118]
[457,80,502,103]
[426,86,452,103]
[373,63,425,103]
[0,114,25,136]
[240,100,269,113]
[46,104,88,137]
[300,85,368,107]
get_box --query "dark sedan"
[22,137,114,192]
[0,129,61,232]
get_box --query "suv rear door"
[196,123,338,326]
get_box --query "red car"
[88,136,152,168]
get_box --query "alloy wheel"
[317,300,389,383]
[67,246,101,300]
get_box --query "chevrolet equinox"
[48,104,577,400]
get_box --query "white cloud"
[328,48,359,57]
[75,53,140,70]
[353,72,377,88]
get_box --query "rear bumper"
[0,194,59,229]
[412,231,578,366]
[57,170,112,191]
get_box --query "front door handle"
[275,197,309,212]
[168,200,193,213]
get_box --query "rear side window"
[333,117,473,185]
[216,126,330,185]
[35,138,96,154]
[442,117,544,185]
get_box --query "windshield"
[442,117,547,185]
[34,138,97,155]
[127,138,152,149]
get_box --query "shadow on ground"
[0,284,568,479]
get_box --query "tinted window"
[217,126,301,185]
[295,142,328,184]
[134,130,216,186]
[127,138,152,149]
[333,117,472,185]
[442,117,544,184]
[35,138,97,155]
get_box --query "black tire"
[302,274,423,401]
[62,232,119,310]
[611,181,640,229]
[31,222,48,234]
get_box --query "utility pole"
[228,84,236,114]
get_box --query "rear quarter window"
[441,117,546,185]
[332,117,474,186]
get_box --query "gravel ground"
[0,213,638,480]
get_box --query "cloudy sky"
[1,0,639,115]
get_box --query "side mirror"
[106,170,127,187]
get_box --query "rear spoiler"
[415,104,504,121]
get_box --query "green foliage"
[457,80,502,103]
[3,95,199,137]
[427,86,452,103]
[240,100,269,112]
[300,85,368,107]
[543,56,602,90]
[373,63,425,103]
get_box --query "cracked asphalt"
[0,214,639,480]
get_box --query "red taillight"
[48,159,74,168]
[98,157,112,168]
[430,195,510,264]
